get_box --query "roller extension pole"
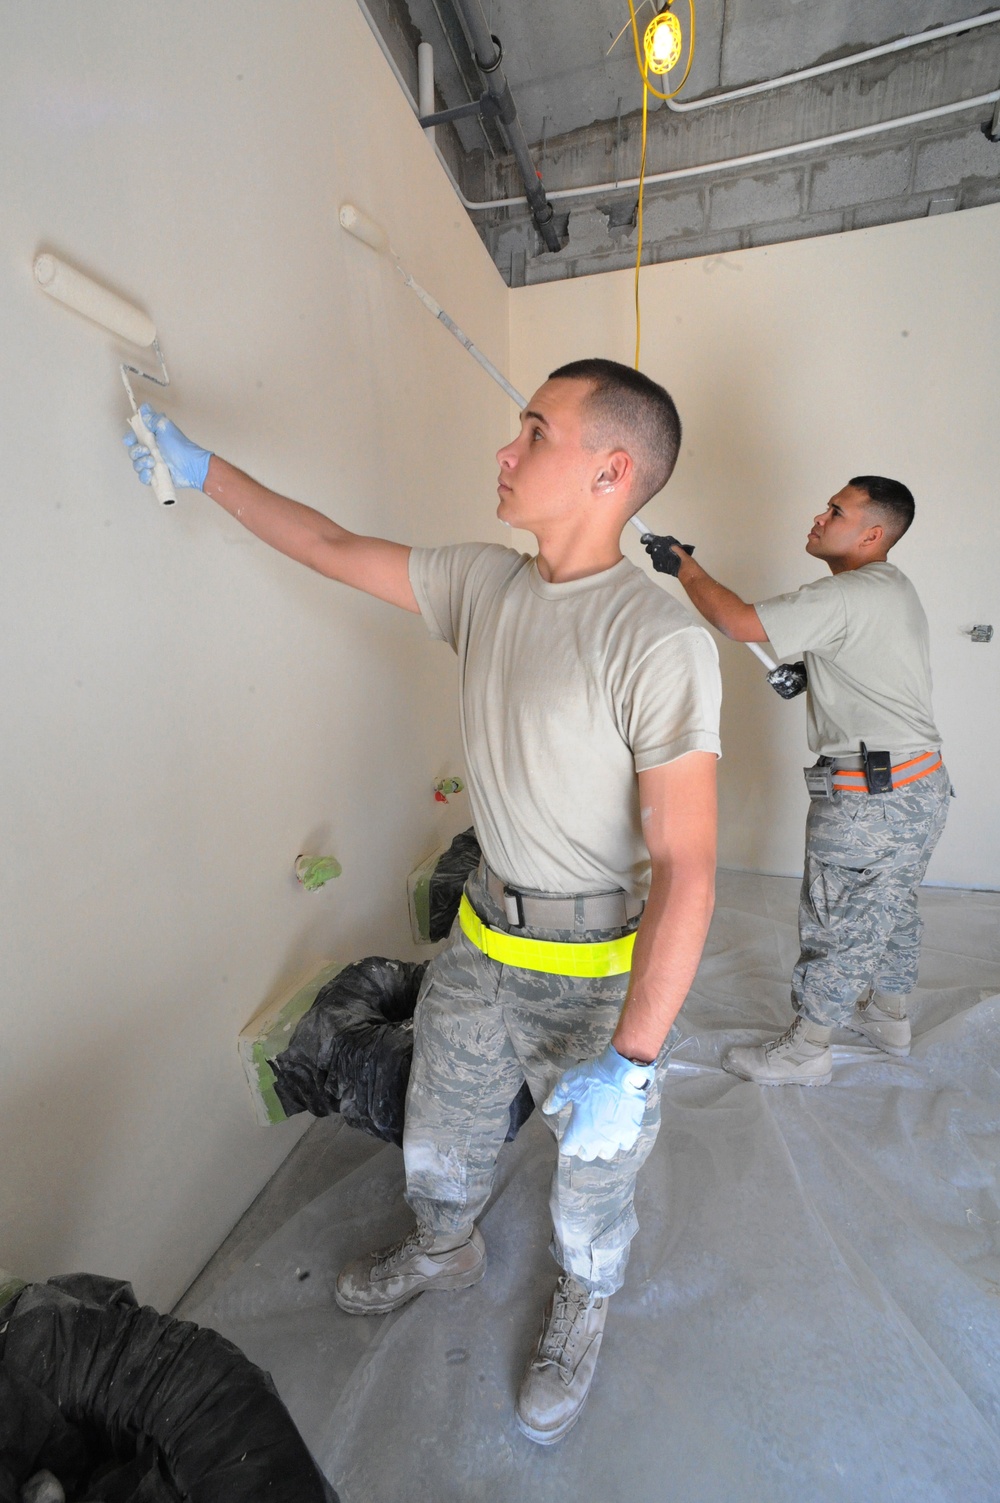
[34,254,177,506]
[339,205,526,407]
[625,516,808,694]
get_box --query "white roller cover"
[33,254,157,348]
[339,204,389,255]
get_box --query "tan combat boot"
[516,1274,608,1445]
[847,990,911,1056]
[335,1225,486,1314]
[723,1016,833,1086]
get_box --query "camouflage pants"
[403,867,675,1297]
[793,765,950,1027]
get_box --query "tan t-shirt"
[409,543,721,899]
[755,562,941,757]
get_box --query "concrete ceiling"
[360,0,1000,282]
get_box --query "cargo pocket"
[588,1203,640,1289]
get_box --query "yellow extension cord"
[627,0,696,367]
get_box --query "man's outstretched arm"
[205,456,418,611]
[125,406,418,612]
[662,546,768,644]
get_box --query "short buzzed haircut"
[549,358,682,509]
[849,474,915,545]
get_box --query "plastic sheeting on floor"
[181,872,1000,1503]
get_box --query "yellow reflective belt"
[458,894,636,977]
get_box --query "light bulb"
[644,8,682,73]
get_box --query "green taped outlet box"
[407,844,446,945]
[238,961,343,1125]
[0,1268,26,1309]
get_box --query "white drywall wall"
[0,1,509,1307]
[510,208,1000,889]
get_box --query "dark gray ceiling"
[360,0,1000,282]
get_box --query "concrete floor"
[175,872,1000,1503]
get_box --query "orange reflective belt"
[832,753,942,793]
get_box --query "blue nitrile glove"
[642,533,695,577]
[122,404,212,490]
[542,1043,655,1161]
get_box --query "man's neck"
[534,543,624,584]
[532,522,626,584]
[827,551,891,576]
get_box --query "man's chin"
[497,497,522,529]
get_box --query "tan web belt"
[483,865,645,930]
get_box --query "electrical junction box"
[238,961,343,1125]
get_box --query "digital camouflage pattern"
[403,867,676,1297]
[793,766,951,1026]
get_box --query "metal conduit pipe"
[445,90,1000,211]
[447,0,562,250]
[664,9,1000,112]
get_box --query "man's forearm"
[203,456,418,608]
[205,456,349,567]
[611,858,715,1063]
[674,556,767,643]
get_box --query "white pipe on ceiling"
[664,9,1000,112]
[418,41,436,144]
[448,91,1000,210]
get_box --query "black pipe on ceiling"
[448,0,562,252]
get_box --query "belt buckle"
[503,886,525,928]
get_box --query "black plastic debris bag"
[0,1275,337,1503]
[273,957,424,1145]
[272,955,535,1146]
[427,827,481,941]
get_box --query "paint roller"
[33,253,176,506]
[339,206,805,698]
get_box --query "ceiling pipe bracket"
[419,91,502,128]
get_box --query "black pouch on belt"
[861,742,893,793]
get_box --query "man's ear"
[859,523,885,553]
[593,450,632,495]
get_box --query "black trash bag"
[272,955,534,1147]
[273,957,424,1144]
[427,827,481,941]
[0,1274,338,1503]
[0,1362,88,1501]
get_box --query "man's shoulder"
[610,563,719,656]
[412,540,528,587]
[837,561,921,606]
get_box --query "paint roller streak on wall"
[33,253,177,507]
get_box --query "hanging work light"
[644,3,683,73]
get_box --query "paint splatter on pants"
[793,765,951,1027]
[403,868,675,1298]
